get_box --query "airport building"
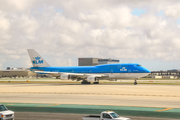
[0,67,36,78]
[151,69,180,79]
[98,59,120,65]
[78,58,120,66]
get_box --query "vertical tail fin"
[27,49,50,67]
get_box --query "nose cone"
[143,68,151,73]
[140,66,151,73]
[146,69,151,73]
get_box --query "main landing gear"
[134,79,137,85]
[93,82,99,84]
[81,80,90,84]
[81,81,99,84]
[93,78,99,84]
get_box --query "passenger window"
[103,113,112,119]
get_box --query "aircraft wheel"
[81,81,91,84]
[93,82,99,84]
[134,82,137,85]
[134,79,138,85]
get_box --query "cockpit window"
[137,65,141,66]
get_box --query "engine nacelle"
[60,74,70,80]
[87,76,97,82]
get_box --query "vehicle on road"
[0,104,14,120]
[82,111,130,120]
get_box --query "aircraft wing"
[34,71,61,77]
[34,71,84,76]
[34,71,59,74]
[33,71,108,78]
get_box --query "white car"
[82,111,130,120]
[0,104,14,120]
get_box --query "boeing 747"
[28,49,151,85]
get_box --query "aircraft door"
[109,69,115,78]
[118,65,121,68]
[110,69,113,74]
[128,69,131,73]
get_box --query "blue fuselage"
[30,63,150,74]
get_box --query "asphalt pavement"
[14,112,178,120]
[0,83,180,119]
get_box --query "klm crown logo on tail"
[28,49,50,67]
[32,56,43,64]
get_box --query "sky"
[0,0,180,71]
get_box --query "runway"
[0,83,180,119]
[0,83,180,108]
[1,93,180,108]
[1,79,180,85]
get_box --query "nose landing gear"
[134,79,137,85]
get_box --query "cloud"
[164,4,180,19]
[0,13,10,31]
[0,0,180,70]
[0,0,35,12]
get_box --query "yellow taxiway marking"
[37,104,60,107]
[156,108,173,112]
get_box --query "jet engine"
[60,74,71,80]
[87,76,97,82]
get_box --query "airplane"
[27,49,151,85]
